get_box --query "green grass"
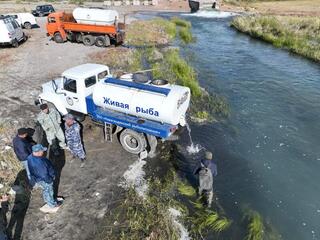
[171,17,192,28]
[125,18,176,46]
[242,207,283,240]
[152,49,202,97]
[231,15,320,62]
[179,27,194,44]
[195,111,209,120]
[177,180,196,197]
[89,48,142,75]
[243,209,264,240]
[189,198,232,236]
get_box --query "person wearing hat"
[12,128,33,181]
[193,151,218,208]
[27,144,60,213]
[64,114,86,167]
[37,103,67,150]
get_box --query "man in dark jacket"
[27,144,60,213]
[194,151,217,207]
[12,128,33,181]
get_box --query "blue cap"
[32,144,47,152]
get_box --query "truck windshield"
[63,77,77,93]
[98,71,109,80]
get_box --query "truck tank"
[73,8,119,26]
[92,78,191,126]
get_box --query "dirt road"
[21,126,136,240]
[0,17,104,122]
[0,16,137,240]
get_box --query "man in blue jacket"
[12,128,33,182]
[27,144,60,213]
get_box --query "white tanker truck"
[36,64,191,157]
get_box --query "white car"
[0,15,27,47]
[6,13,37,29]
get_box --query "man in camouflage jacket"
[37,104,67,149]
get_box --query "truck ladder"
[104,123,113,142]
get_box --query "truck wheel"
[83,35,95,46]
[95,36,106,47]
[120,129,147,154]
[24,22,32,29]
[75,33,82,43]
[11,39,19,48]
[54,32,64,43]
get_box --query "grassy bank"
[231,15,320,62]
[96,144,232,240]
[125,17,194,46]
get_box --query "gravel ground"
[0,17,104,122]
[21,125,137,240]
[0,14,137,240]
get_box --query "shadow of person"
[6,170,31,240]
[48,138,66,199]
[0,195,9,240]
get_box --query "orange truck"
[46,11,125,47]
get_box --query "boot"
[80,158,86,168]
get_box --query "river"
[177,10,320,240]
[134,10,320,239]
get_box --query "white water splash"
[183,10,239,18]
[119,158,148,198]
[169,208,190,240]
[186,143,202,154]
[186,123,203,154]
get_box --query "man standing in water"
[194,151,217,207]
[37,104,67,150]
[63,114,86,167]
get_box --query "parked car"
[0,15,27,47]
[6,13,37,29]
[32,5,55,17]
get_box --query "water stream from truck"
[185,122,202,154]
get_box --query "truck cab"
[38,63,110,116]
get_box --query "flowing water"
[176,11,320,240]
[134,10,320,239]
